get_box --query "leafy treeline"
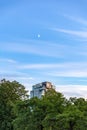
[0,79,87,130]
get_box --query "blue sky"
[1,0,87,98]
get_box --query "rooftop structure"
[30,81,55,98]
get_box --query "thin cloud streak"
[19,63,65,69]
[52,28,87,38]
[1,40,87,59]
[0,41,66,57]
[64,15,87,26]
[19,62,87,77]
[0,58,17,63]
[47,71,87,77]
[1,60,87,78]
[18,62,87,70]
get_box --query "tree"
[13,89,66,130]
[55,99,87,130]
[13,97,46,130]
[13,100,32,130]
[42,89,66,114]
[0,79,28,130]
[4,82,87,130]
[42,89,66,130]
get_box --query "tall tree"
[0,79,28,130]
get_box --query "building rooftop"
[30,81,55,98]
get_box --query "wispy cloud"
[0,58,17,63]
[18,62,87,78]
[56,84,87,98]
[18,63,65,69]
[1,39,87,59]
[0,73,33,80]
[18,62,87,69]
[0,70,33,79]
[52,28,87,38]
[47,70,87,77]
[0,41,66,57]
[64,15,87,26]
[0,70,34,90]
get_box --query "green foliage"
[0,79,28,130]
[1,79,87,130]
[13,88,87,130]
[13,89,66,130]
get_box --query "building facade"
[30,81,55,98]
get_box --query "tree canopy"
[0,79,87,130]
[0,79,28,130]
